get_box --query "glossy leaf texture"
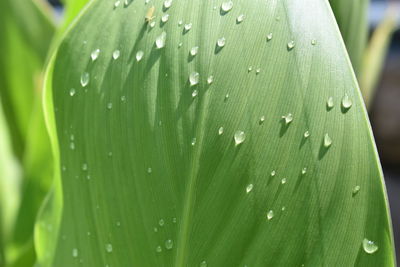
[38,0,395,266]
[329,0,369,75]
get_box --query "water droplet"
[287,41,295,50]
[184,23,192,32]
[259,116,265,124]
[178,20,183,26]
[256,68,261,74]
[271,170,276,177]
[156,32,167,49]
[363,238,378,254]
[82,163,88,171]
[165,239,173,250]
[324,133,332,148]
[217,37,226,48]
[72,248,79,258]
[282,113,293,125]
[342,94,353,110]
[156,246,162,253]
[248,66,253,72]
[267,210,274,220]
[136,50,144,62]
[200,261,207,267]
[236,14,245,23]
[112,50,120,60]
[267,33,273,41]
[207,75,214,84]
[281,206,286,211]
[114,0,121,8]
[107,103,113,110]
[147,167,152,174]
[304,131,310,138]
[121,96,126,102]
[221,1,233,12]
[225,94,229,100]
[163,0,172,9]
[353,185,361,195]
[81,72,90,87]
[150,21,156,28]
[91,49,100,61]
[105,243,113,253]
[246,184,253,193]
[327,97,334,109]
[159,219,164,226]
[192,90,198,98]
[311,39,317,46]
[70,142,75,150]
[218,127,224,135]
[190,46,199,57]
[153,227,158,232]
[234,131,246,145]
[69,88,76,96]
[301,168,307,175]
[191,137,197,146]
[161,14,169,23]
[281,178,287,184]
[189,72,199,86]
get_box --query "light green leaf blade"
[39,0,395,266]
[0,0,55,266]
[329,0,369,75]
[59,0,91,34]
[0,0,54,158]
[360,7,399,109]
[0,100,22,267]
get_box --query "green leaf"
[62,0,91,30]
[38,0,395,266]
[0,0,54,158]
[0,0,55,266]
[0,100,22,267]
[360,8,399,109]
[329,0,369,75]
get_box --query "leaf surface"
[39,0,395,266]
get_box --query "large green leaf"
[329,0,369,75]
[37,0,395,266]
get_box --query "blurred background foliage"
[0,0,398,266]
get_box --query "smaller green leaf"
[0,100,22,267]
[360,7,399,109]
[329,0,369,75]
